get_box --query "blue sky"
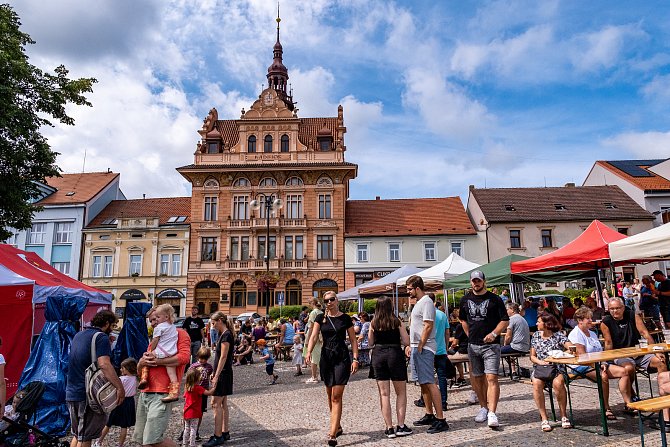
[11,0,670,202]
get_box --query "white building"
[344,197,487,288]
[3,172,125,279]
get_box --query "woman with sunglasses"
[306,291,359,446]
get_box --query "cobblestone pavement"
[101,356,668,447]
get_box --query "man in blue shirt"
[66,310,125,447]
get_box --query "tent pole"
[595,270,605,309]
[394,286,398,317]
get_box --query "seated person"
[502,302,531,379]
[233,337,254,365]
[0,390,26,431]
[521,299,539,331]
[447,321,469,388]
[562,298,576,329]
[568,306,630,417]
[585,296,605,321]
[274,318,295,356]
[600,297,668,405]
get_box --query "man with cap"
[652,270,670,329]
[459,270,508,429]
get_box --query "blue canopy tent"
[18,295,88,437]
[112,301,151,368]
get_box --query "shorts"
[468,343,501,376]
[67,400,108,442]
[411,348,435,385]
[133,392,176,445]
[213,369,233,396]
[569,365,593,375]
[500,345,525,355]
[614,354,654,371]
[371,345,408,382]
[266,363,275,376]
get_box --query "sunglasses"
[324,297,336,303]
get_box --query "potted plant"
[256,272,280,293]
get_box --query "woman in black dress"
[306,291,359,446]
[368,297,412,438]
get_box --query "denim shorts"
[468,343,501,376]
[411,348,436,385]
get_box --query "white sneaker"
[467,390,478,405]
[487,411,499,428]
[305,377,319,384]
[475,407,488,423]
[92,441,101,447]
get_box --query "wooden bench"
[500,352,527,379]
[627,395,670,447]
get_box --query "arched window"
[231,280,247,308]
[285,176,304,187]
[247,135,256,153]
[233,178,250,188]
[259,178,277,188]
[264,135,273,153]
[280,134,289,152]
[204,178,219,188]
[286,279,302,306]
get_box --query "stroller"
[0,382,69,447]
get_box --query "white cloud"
[642,74,670,103]
[602,131,670,158]
[569,24,645,73]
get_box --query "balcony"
[227,219,251,229]
[251,218,280,228]
[224,259,280,270]
[281,259,307,269]
[281,218,306,227]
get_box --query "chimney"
[469,184,475,191]
[375,196,380,201]
[565,182,576,187]
[143,194,146,199]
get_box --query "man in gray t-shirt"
[407,275,449,433]
[502,303,530,353]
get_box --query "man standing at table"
[459,270,509,429]
[601,297,667,405]
[653,270,670,329]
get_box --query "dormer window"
[318,137,332,151]
[504,205,516,212]
[264,135,273,153]
[604,202,618,209]
[207,142,219,154]
[554,204,567,211]
[247,135,257,153]
[281,134,289,152]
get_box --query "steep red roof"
[88,197,192,227]
[38,172,119,205]
[345,197,476,237]
[595,160,670,191]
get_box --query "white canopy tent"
[609,222,670,263]
[396,253,481,289]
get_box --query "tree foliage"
[0,4,97,240]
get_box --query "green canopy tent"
[442,254,592,305]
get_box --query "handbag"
[533,363,557,381]
[85,332,119,414]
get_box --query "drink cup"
[568,345,577,356]
[663,330,670,346]
[639,339,649,351]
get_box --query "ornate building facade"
[178,16,357,316]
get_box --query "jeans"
[434,354,448,404]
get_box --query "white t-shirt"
[410,295,437,353]
[568,327,602,368]
[152,322,178,358]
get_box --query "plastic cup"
[639,339,649,351]
[569,345,577,356]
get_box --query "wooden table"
[547,343,670,436]
[627,395,670,447]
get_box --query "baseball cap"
[652,270,664,276]
[470,270,485,281]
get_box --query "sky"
[10,0,670,202]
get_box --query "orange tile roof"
[38,172,119,205]
[597,160,670,191]
[87,197,192,227]
[345,197,476,237]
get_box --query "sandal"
[623,405,636,415]
[561,417,572,429]
[541,420,552,432]
[335,427,343,437]
[327,435,338,446]
[605,409,617,420]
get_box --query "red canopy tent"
[511,220,627,274]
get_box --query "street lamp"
[250,194,283,317]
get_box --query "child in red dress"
[182,368,216,447]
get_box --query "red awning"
[511,220,627,274]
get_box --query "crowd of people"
[46,268,670,446]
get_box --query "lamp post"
[250,194,283,317]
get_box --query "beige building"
[81,197,191,318]
[177,17,356,317]
[466,184,656,286]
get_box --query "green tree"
[0,4,96,240]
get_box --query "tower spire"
[267,2,293,110]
